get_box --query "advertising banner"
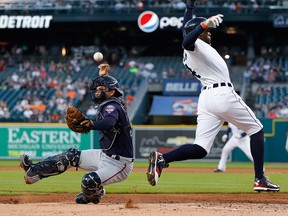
[273,14,288,28]
[162,79,201,96]
[134,126,226,160]
[0,126,93,159]
[149,96,198,116]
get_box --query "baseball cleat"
[254,176,280,192]
[23,168,41,184]
[20,154,32,172]
[214,168,224,173]
[75,189,105,204]
[20,154,42,184]
[146,151,169,186]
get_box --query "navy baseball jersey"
[95,98,133,158]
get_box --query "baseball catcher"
[20,63,134,204]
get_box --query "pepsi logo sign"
[137,11,159,33]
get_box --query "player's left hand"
[66,106,91,134]
[202,14,223,29]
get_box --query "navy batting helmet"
[184,17,207,36]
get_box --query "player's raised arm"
[182,0,206,50]
[182,0,197,36]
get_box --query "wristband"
[201,22,209,30]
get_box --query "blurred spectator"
[277,105,288,118]
[67,89,77,99]
[37,111,45,123]
[37,102,46,112]
[128,60,139,74]
[0,100,10,119]
[56,100,68,113]
[236,2,242,13]
[51,111,60,122]
[0,82,8,90]
[11,72,19,82]
[12,101,24,114]
[23,108,33,119]
[43,110,52,122]
[243,67,251,85]
[115,0,125,10]
[136,0,144,10]
[20,97,30,110]
[125,94,135,109]
[162,68,168,79]
[168,68,176,78]
[0,58,6,71]
[171,0,186,10]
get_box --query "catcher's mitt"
[66,106,91,134]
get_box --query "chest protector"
[96,97,126,151]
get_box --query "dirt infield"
[1,167,288,216]
[1,193,288,216]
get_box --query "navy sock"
[250,129,265,179]
[163,144,207,163]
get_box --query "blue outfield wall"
[232,118,288,162]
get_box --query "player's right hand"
[80,119,93,128]
[98,63,109,77]
[202,14,223,29]
[222,134,228,142]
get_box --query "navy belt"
[106,153,134,162]
[203,82,232,90]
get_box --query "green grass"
[0,160,287,195]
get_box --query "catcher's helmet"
[89,75,123,97]
[184,17,207,36]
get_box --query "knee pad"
[46,147,81,172]
[81,172,103,196]
[66,148,81,167]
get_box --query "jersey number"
[184,63,201,79]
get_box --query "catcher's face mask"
[89,75,122,105]
[89,77,111,104]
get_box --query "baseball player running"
[20,64,134,204]
[147,0,280,192]
[214,122,253,172]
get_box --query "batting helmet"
[183,17,207,36]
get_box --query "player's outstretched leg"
[19,148,81,184]
[254,176,280,192]
[146,151,169,186]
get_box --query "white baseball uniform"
[151,0,279,192]
[183,39,263,153]
[217,123,253,171]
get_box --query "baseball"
[93,52,103,62]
